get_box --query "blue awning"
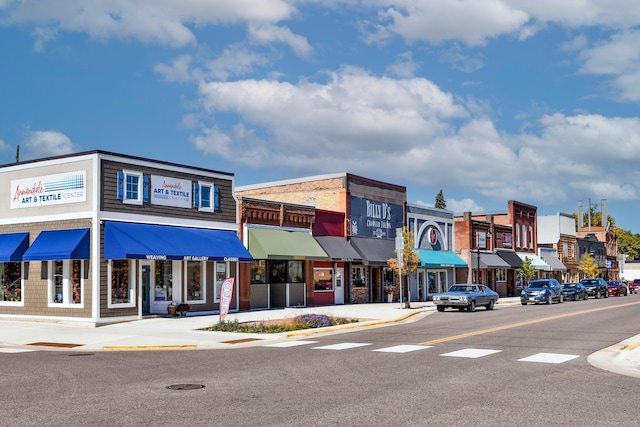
[0,232,29,262]
[104,221,253,262]
[417,249,467,268]
[23,229,90,260]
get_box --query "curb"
[104,344,197,351]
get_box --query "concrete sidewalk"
[1,297,639,379]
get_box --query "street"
[3,296,640,426]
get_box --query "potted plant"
[384,286,395,303]
[176,303,191,317]
[167,301,177,316]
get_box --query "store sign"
[349,196,403,239]
[150,175,191,208]
[219,278,235,321]
[11,171,86,209]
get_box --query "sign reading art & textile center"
[150,175,192,208]
[11,171,87,209]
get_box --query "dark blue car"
[521,279,564,305]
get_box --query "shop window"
[215,262,226,301]
[250,260,267,284]
[0,262,22,303]
[109,260,134,306]
[186,261,204,302]
[117,170,145,205]
[288,261,304,283]
[521,224,527,249]
[49,260,83,306]
[314,268,333,291]
[383,268,394,288]
[154,260,173,302]
[352,266,366,287]
[195,181,218,212]
[495,268,506,282]
[269,261,287,283]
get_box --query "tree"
[434,189,446,209]
[517,257,537,287]
[614,226,640,260]
[578,252,601,278]
[387,227,420,303]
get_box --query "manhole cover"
[166,384,206,391]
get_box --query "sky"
[1,1,640,232]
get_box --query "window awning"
[349,237,395,266]
[0,232,29,262]
[104,222,253,262]
[517,252,550,270]
[541,255,567,271]
[496,249,523,269]
[470,252,511,269]
[23,229,90,260]
[417,249,467,268]
[314,236,362,262]
[247,228,328,260]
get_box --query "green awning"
[248,228,329,260]
[417,249,467,268]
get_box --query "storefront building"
[236,173,406,304]
[0,151,251,324]
[406,204,466,301]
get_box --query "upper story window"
[195,181,218,212]
[117,170,147,205]
[516,225,521,248]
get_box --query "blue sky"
[1,1,640,232]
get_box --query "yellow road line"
[420,301,640,346]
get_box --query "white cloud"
[0,138,9,151]
[154,54,194,82]
[5,0,295,47]
[446,198,485,215]
[248,23,312,57]
[205,44,269,81]
[21,130,75,159]
[385,51,419,78]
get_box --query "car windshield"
[449,285,473,292]
[582,279,597,285]
[528,281,548,288]
[563,284,576,289]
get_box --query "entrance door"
[334,267,344,305]
[141,262,152,315]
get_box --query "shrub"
[294,313,334,328]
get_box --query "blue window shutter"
[194,183,200,208]
[117,171,124,200]
[214,186,219,211]
[143,176,149,203]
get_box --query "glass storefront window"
[110,260,132,305]
[215,262,226,301]
[269,261,287,283]
[251,260,267,284]
[314,268,333,291]
[352,266,366,287]
[50,260,83,306]
[186,261,203,302]
[495,268,506,282]
[154,260,172,301]
[0,262,21,302]
[288,261,303,283]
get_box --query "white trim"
[197,181,215,213]
[107,259,136,309]
[98,212,238,231]
[122,170,143,205]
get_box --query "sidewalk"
[1,297,639,379]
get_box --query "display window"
[352,266,366,287]
[0,262,22,303]
[49,260,83,307]
[186,261,204,302]
[154,260,173,302]
[314,268,333,291]
[109,260,134,307]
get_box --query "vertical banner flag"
[219,278,235,321]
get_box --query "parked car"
[520,279,564,305]
[581,278,609,299]
[607,280,628,296]
[432,284,499,312]
[629,279,640,294]
[561,282,587,301]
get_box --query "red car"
[607,280,628,296]
[629,279,640,294]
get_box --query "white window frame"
[48,260,84,308]
[185,260,206,304]
[313,267,334,292]
[108,259,136,308]
[123,170,143,205]
[198,181,215,212]
[495,268,507,282]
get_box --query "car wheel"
[487,299,495,310]
[547,293,553,304]
[468,300,476,312]
[584,293,588,300]
[605,291,609,298]
[521,301,527,306]
[458,307,465,311]
[559,294,563,303]
[596,291,601,299]
[437,305,445,312]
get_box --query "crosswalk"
[263,340,580,364]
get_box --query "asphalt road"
[3,295,640,426]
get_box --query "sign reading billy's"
[349,196,403,239]
[11,171,86,209]
[151,175,191,208]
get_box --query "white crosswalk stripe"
[263,340,318,348]
[440,348,502,358]
[518,352,580,364]
[312,342,372,350]
[373,345,431,353]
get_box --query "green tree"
[434,189,446,209]
[517,257,537,287]
[578,252,600,278]
[614,226,640,260]
[387,227,420,303]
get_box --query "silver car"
[432,284,499,312]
